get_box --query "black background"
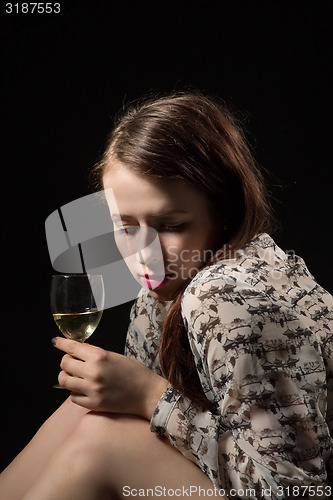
[1,0,332,471]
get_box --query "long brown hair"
[92,91,274,410]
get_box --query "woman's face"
[103,162,218,301]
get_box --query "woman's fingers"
[60,349,109,382]
[58,370,87,394]
[69,392,95,409]
[52,336,100,361]
[52,337,166,418]
[60,354,85,378]
[54,336,107,381]
[57,370,105,410]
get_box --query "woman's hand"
[52,337,169,420]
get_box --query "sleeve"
[150,277,332,498]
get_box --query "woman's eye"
[116,226,137,235]
[115,223,187,234]
[159,224,186,233]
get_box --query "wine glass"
[50,274,105,387]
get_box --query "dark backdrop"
[1,0,332,471]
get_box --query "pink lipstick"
[140,274,173,289]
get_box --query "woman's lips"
[140,273,173,289]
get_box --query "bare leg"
[21,412,224,500]
[0,397,89,500]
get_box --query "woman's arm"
[52,336,169,420]
[148,280,332,496]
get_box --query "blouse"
[125,233,333,498]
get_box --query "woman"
[1,91,332,499]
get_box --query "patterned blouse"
[125,233,333,498]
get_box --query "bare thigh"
[0,396,89,499]
[22,411,221,500]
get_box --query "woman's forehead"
[102,165,209,219]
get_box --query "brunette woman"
[1,91,332,499]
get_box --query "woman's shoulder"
[181,232,329,312]
[183,233,282,296]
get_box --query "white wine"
[53,310,102,342]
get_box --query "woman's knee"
[73,411,148,443]
[61,411,149,471]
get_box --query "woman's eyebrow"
[150,210,188,218]
[111,210,188,219]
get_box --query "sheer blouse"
[125,233,333,498]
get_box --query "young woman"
[1,92,332,499]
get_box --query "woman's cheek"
[163,241,178,263]
[166,262,179,276]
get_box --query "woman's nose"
[135,226,163,266]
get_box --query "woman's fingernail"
[51,337,57,346]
